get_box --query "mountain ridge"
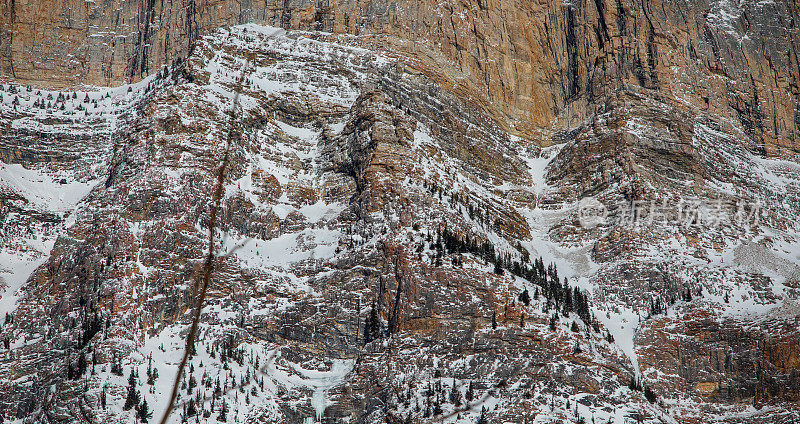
[2,0,800,154]
[0,2,798,424]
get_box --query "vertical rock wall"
[1,0,799,155]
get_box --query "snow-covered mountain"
[1,1,800,423]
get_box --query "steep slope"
[546,85,800,421]
[1,22,799,424]
[0,25,641,423]
[2,0,799,155]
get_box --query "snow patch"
[0,162,97,213]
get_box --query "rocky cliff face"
[1,1,799,424]
[2,1,799,155]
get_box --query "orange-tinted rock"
[3,1,799,156]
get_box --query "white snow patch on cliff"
[0,162,96,213]
[0,236,56,316]
[225,228,341,270]
[707,0,744,34]
[264,350,354,421]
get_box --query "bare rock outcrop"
[2,0,799,155]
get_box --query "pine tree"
[518,289,530,306]
[138,398,152,422]
[493,257,503,275]
[644,386,657,403]
[476,406,488,424]
[186,399,197,417]
[146,354,153,383]
[491,310,497,330]
[217,399,228,422]
[466,381,474,402]
[433,399,442,416]
[147,366,157,385]
[111,355,123,376]
[451,384,462,407]
[123,369,140,410]
[363,301,380,344]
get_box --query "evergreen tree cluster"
[217,335,246,367]
[411,377,480,419]
[363,301,381,345]
[1,64,178,116]
[62,301,107,381]
[178,339,267,421]
[647,284,705,318]
[78,307,104,349]
[423,182,484,226]
[435,227,594,327]
[146,354,159,385]
[103,338,271,423]
[123,368,152,422]
[66,351,91,380]
[628,375,658,403]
